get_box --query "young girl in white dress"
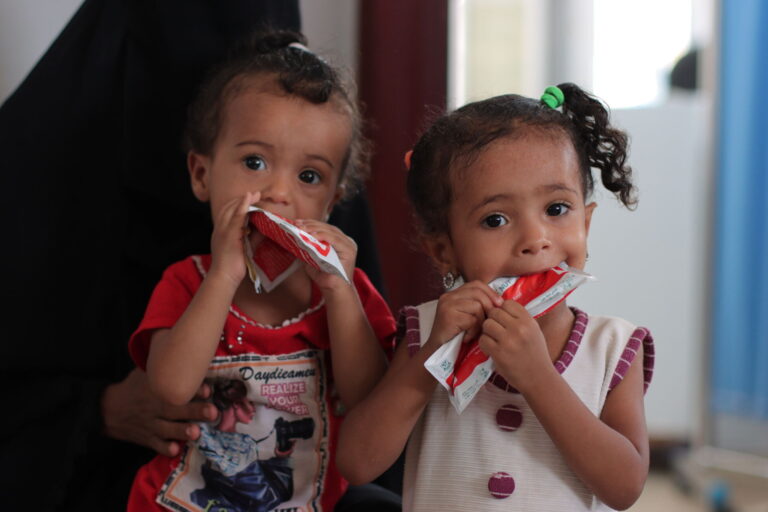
[337,84,654,511]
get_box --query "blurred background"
[1,0,765,510]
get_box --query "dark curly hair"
[406,82,636,235]
[184,28,370,199]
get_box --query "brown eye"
[244,156,266,171]
[546,203,570,216]
[299,169,321,184]
[483,214,507,228]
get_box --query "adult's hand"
[101,368,218,457]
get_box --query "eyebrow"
[536,183,579,195]
[304,153,335,169]
[236,140,273,150]
[236,141,335,169]
[470,194,513,214]
[469,183,579,214]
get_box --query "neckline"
[488,307,588,393]
[192,255,325,330]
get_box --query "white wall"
[574,96,711,439]
[0,0,360,105]
[300,0,359,74]
[0,0,82,104]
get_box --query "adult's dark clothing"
[0,1,388,509]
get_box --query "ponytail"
[558,83,637,209]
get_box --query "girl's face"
[188,76,352,223]
[426,131,596,283]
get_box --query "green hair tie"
[540,86,565,109]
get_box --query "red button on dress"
[488,471,515,499]
[496,404,523,431]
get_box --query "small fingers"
[481,315,508,342]
[445,284,502,314]
[296,220,355,251]
[294,218,336,232]
[216,193,258,233]
[436,299,486,343]
[240,191,260,217]
[455,301,487,340]
[458,281,504,309]
[231,193,256,231]
[477,333,498,357]
[500,298,530,318]
[216,195,245,226]
[436,282,503,342]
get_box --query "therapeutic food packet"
[424,262,594,413]
[243,206,349,293]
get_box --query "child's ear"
[584,202,597,234]
[188,151,211,202]
[324,187,344,219]
[423,233,457,276]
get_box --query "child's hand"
[478,299,553,392]
[294,219,357,293]
[209,192,260,287]
[426,281,503,350]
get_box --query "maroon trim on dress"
[490,308,589,394]
[396,306,421,356]
[608,327,655,394]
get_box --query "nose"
[514,216,550,256]
[260,171,291,205]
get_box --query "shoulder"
[351,267,379,296]
[157,255,210,292]
[351,268,389,312]
[162,254,209,279]
[351,268,397,348]
[583,314,641,344]
[395,300,438,332]
[583,312,655,393]
[395,299,439,355]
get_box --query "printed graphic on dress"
[157,350,328,512]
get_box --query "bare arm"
[481,301,648,510]
[336,336,439,484]
[146,193,256,405]
[337,281,502,484]
[296,219,389,409]
[145,271,239,405]
[521,348,648,510]
[324,284,387,408]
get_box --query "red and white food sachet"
[243,206,349,293]
[424,262,594,413]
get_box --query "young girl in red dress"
[127,29,395,512]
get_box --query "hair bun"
[249,28,306,55]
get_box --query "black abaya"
[0,2,388,508]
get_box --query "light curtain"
[712,0,768,419]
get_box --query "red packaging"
[424,263,593,412]
[243,207,348,293]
